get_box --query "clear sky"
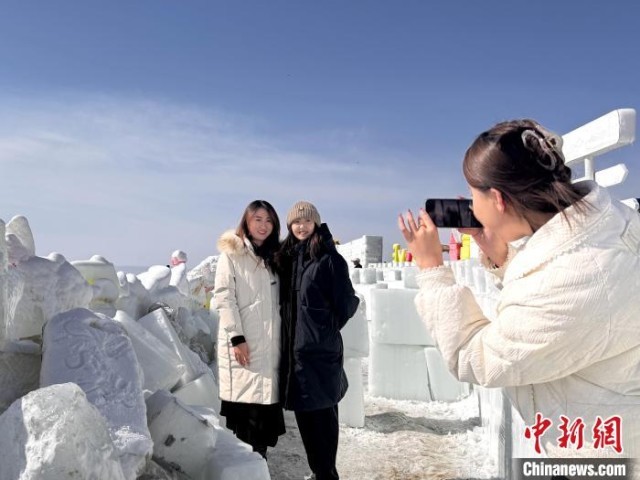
[0,1,638,267]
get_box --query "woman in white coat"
[399,119,640,460]
[214,200,285,459]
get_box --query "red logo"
[524,414,623,454]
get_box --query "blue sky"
[0,1,638,267]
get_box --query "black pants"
[295,405,340,480]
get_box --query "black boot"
[253,445,268,459]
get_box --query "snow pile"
[0,214,267,480]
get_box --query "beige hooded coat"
[415,183,640,458]
[214,230,281,404]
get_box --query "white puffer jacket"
[415,182,640,458]
[214,230,281,404]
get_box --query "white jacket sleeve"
[213,253,244,339]
[415,258,608,388]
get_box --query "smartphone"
[424,198,483,228]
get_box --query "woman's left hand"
[398,209,444,269]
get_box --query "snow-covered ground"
[268,360,499,480]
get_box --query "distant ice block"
[424,347,469,402]
[7,253,92,340]
[0,382,126,480]
[173,372,221,413]
[199,425,269,480]
[341,293,369,358]
[402,266,419,289]
[146,390,218,479]
[370,289,434,346]
[361,267,377,284]
[369,341,432,401]
[41,308,152,480]
[339,357,365,428]
[0,344,41,415]
[113,311,186,394]
[72,255,119,292]
[383,269,401,282]
[73,255,120,316]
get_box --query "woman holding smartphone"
[399,119,640,458]
[276,201,360,480]
[214,200,285,459]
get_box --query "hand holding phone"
[424,199,482,228]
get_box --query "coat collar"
[217,230,260,261]
[504,181,612,282]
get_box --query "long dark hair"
[463,119,588,231]
[275,224,325,272]
[236,200,281,266]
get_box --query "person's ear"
[489,188,506,214]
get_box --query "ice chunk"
[41,308,152,479]
[8,253,92,340]
[139,308,201,387]
[0,382,126,480]
[113,310,187,394]
[72,255,120,316]
[116,272,152,320]
[199,425,269,480]
[369,342,432,401]
[424,347,469,402]
[173,372,220,413]
[72,255,119,292]
[339,357,365,428]
[0,343,41,414]
[187,255,218,306]
[370,289,434,346]
[146,390,218,479]
[476,386,510,478]
[5,215,35,264]
[353,282,387,320]
[138,265,172,292]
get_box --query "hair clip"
[521,129,558,171]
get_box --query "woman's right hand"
[233,342,250,367]
[458,227,508,267]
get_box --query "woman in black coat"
[276,201,360,480]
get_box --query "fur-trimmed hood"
[217,230,247,256]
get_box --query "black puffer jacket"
[279,223,360,411]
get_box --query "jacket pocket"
[296,306,333,350]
